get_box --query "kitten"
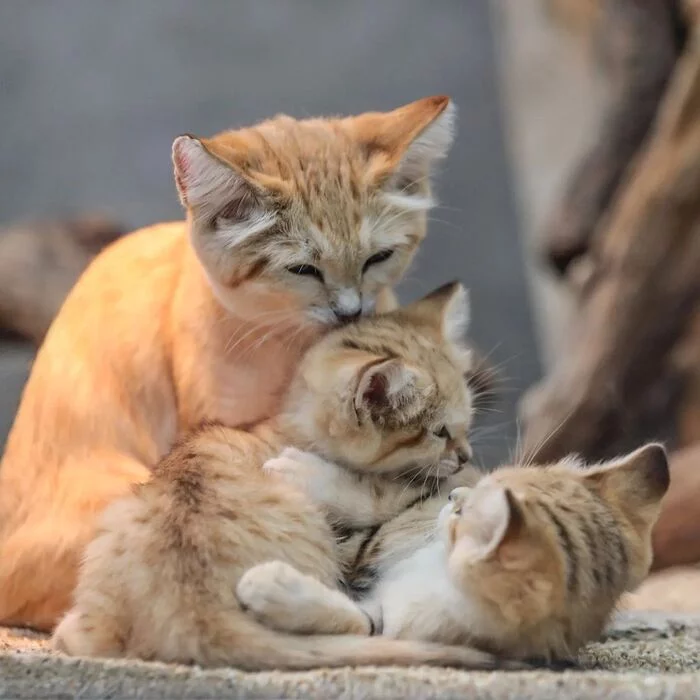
[0,96,455,630]
[238,443,669,663]
[52,284,520,670]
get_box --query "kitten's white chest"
[373,543,478,643]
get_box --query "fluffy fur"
[52,284,520,671]
[239,443,670,663]
[0,96,455,630]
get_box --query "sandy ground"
[3,612,700,698]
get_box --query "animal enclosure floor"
[3,612,700,699]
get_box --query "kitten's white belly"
[371,542,477,643]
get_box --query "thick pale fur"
[239,444,670,663]
[52,285,517,670]
[0,96,456,630]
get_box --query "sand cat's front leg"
[264,448,427,528]
[237,560,377,636]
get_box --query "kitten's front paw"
[263,448,320,478]
[264,448,339,500]
[238,560,370,635]
[263,449,312,486]
[237,561,309,633]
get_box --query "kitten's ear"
[470,487,525,558]
[351,96,455,209]
[354,358,422,419]
[406,282,470,344]
[583,443,670,510]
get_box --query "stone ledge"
[3,612,700,699]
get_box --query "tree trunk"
[543,0,683,276]
[521,27,700,463]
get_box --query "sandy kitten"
[239,443,669,663]
[53,284,522,670]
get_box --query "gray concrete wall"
[0,1,539,466]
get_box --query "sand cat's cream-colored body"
[53,284,521,670]
[240,443,669,663]
[0,96,455,630]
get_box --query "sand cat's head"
[172,97,455,328]
[281,282,475,476]
[441,443,669,661]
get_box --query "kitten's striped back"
[446,444,669,661]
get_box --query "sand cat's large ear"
[406,282,470,344]
[351,96,455,210]
[582,443,670,512]
[460,486,525,560]
[354,358,423,421]
[172,135,276,245]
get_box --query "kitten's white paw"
[277,447,320,463]
[263,449,340,503]
[237,561,309,632]
[263,457,313,496]
[238,560,370,635]
[263,448,320,478]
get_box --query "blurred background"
[0,0,542,465]
[1,1,696,474]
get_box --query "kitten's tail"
[54,602,524,670]
[203,616,521,671]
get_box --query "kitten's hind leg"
[52,608,125,658]
[237,560,374,636]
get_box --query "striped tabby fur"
[51,283,525,671]
[239,444,669,663]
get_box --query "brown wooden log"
[0,216,125,345]
[671,310,700,446]
[521,29,700,463]
[651,442,700,570]
[543,0,683,276]
[545,0,600,40]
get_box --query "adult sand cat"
[52,284,520,670]
[239,443,669,663]
[0,96,455,631]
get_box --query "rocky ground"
[3,612,700,699]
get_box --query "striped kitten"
[53,283,524,671]
[238,443,669,663]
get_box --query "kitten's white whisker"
[520,405,578,467]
